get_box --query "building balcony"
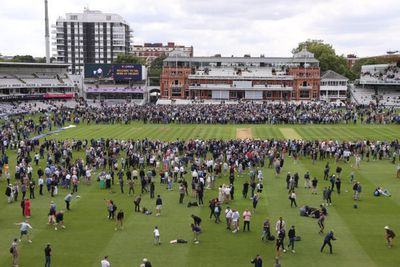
[299,85,312,90]
[320,85,348,91]
[188,74,293,81]
[189,84,293,91]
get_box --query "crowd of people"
[2,100,399,130]
[63,101,399,124]
[1,100,399,266]
[3,131,399,266]
[361,64,400,82]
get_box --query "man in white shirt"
[153,226,160,245]
[231,209,240,233]
[275,217,286,233]
[225,207,233,230]
[38,176,44,195]
[101,256,110,267]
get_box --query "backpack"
[9,246,14,254]
[268,235,275,241]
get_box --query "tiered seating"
[351,86,375,105]
[378,90,400,107]
[0,78,25,87]
[361,64,400,83]
[156,99,172,105]
[23,78,61,85]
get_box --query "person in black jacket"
[250,254,262,267]
[191,214,202,226]
[242,181,249,199]
[44,243,51,267]
[321,230,336,254]
[288,225,296,253]
[155,195,162,216]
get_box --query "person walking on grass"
[106,200,116,220]
[225,207,232,230]
[289,190,297,207]
[232,208,240,233]
[155,195,162,216]
[311,177,318,194]
[153,226,160,245]
[252,193,260,212]
[134,195,141,212]
[277,228,286,253]
[288,225,296,253]
[384,226,395,248]
[320,230,336,254]
[353,182,362,200]
[214,202,221,223]
[115,209,124,231]
[15,220,33,243]
[128,179,135,196]
[261,218,271,241]
[44,243,51,267]
[10,238,18,267]
[322,187,329,206]
[275,233,284,257]
[318,213,325,234]
[24,198,31,218]
[243,180,249,199]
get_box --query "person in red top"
[243,208,252,232]
[24,198,31,218]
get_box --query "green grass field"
[47,122,399,141]
[0,123,399,267]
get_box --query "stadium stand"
[360,64,400,83]
[350,85,376,105]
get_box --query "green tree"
[113,53,145,65]
[35,57,47,63]
[11,55,36,63]
[150,54,167,71]
[148,55,167,86]
[292,39,357,80]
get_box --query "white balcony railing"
[189,84,293,91]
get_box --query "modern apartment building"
[52,8,132,74]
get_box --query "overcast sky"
[0,0,399,58]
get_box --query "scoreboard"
[112,64,142,81]
[84,64,143,81]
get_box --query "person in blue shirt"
[320,230,336,254]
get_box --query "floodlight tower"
[44,0,50,63]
